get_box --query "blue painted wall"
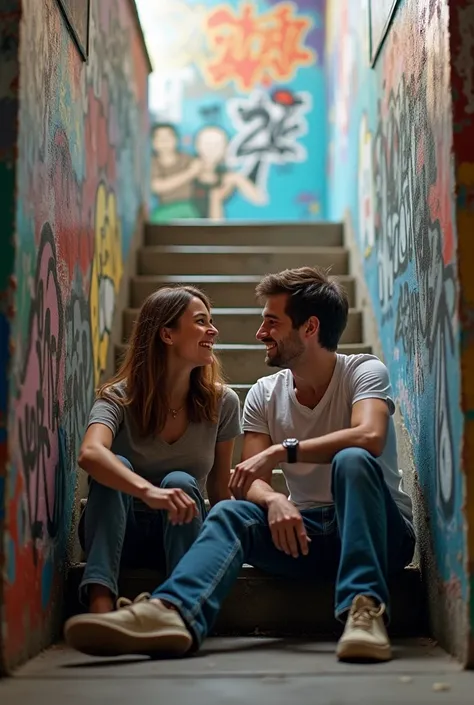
[326,0,466,617]
[139,0,327,221]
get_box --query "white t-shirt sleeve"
[242,381,270,435]
[350,358,395,415]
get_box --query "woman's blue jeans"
[78,456,207,605]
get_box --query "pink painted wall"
[0,0,150,673]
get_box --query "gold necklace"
[168,406,183,419]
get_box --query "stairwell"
[67,221,426,639]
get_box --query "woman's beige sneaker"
[336,594,392,662]
[64,595,193,658]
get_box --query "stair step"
[65,563,427,637]
[216,344,373,384]
[137,245,349,276]
[116,342,372,382]
[231,384,252,404]
[123,307,363,345]
[130,274,356,308]
[145,221,344,247]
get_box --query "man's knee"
[161,471,199,492]
[332,447,380,485]
[207,499,263,527]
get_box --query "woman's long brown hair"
[97,286,225,436]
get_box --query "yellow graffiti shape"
[90,184,123,386]
[203,2,315,92]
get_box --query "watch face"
[283,438,299,447]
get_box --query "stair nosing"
[124,306,362,316]
[139,245,348,254]
[132,274,356,282]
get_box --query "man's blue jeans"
[78,456,207,605]
[153,448,416,647]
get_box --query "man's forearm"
[245,479,280,508]
[269,425,383,466]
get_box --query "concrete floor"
[1,638,473,704]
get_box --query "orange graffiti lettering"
[204,2,315,91]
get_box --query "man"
[65,267,415,662]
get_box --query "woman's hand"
[141,486,198,525]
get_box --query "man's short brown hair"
[255,266,349,351]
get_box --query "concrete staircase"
[67,221,426,637]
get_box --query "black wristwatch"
[282,438,299,463]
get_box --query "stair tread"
[116,342,368,352]
[146,219,342,227]
[214,343,367,350]
[140,245,347,254]
[132,273,356,283]
[124,306,361,316]
[70,560,420,579]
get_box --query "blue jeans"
[79,456,207,605]
[153,448,416,647]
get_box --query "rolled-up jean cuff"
[78,577,118,607]
[152,592,203,648]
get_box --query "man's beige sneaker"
[336,594,392,662]
[64,594,193,658]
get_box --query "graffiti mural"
[1,0,149,672]
[372,73,457,520]
[90,183,123,385]
[16,224,65,558]
[450,0,474,646]
[0,6,20,673]
[326,0,466,654]
[140,0,327,221]
[204,2,315,91]
[227,88,312,196]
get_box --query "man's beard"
[264,333,305,369]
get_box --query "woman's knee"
[161,471,200,492]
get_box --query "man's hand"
[267,494,310,558]
[141,486,198,525]
[230,445,281,499]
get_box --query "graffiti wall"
[450,0,474,660]
[326,0,467,656]
[0,2,20,675]
[138,0,326,221]
[0,0,150,672]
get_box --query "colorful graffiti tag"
[227,88,312,196]
[2,0,149,671]
[141,0,327,221]
[372,72,458,521]
[204,2,315,91]
[326,0,466,654]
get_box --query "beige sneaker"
[64,593,193,658]
[336,594,392,662]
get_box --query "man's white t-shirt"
[242,354,413,524]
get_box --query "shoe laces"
[349,596,386,631]
[116,592,151,610]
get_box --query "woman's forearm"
[78,444,151,499]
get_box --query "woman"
[77,286,242,614]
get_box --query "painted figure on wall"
[150,123,266,221]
